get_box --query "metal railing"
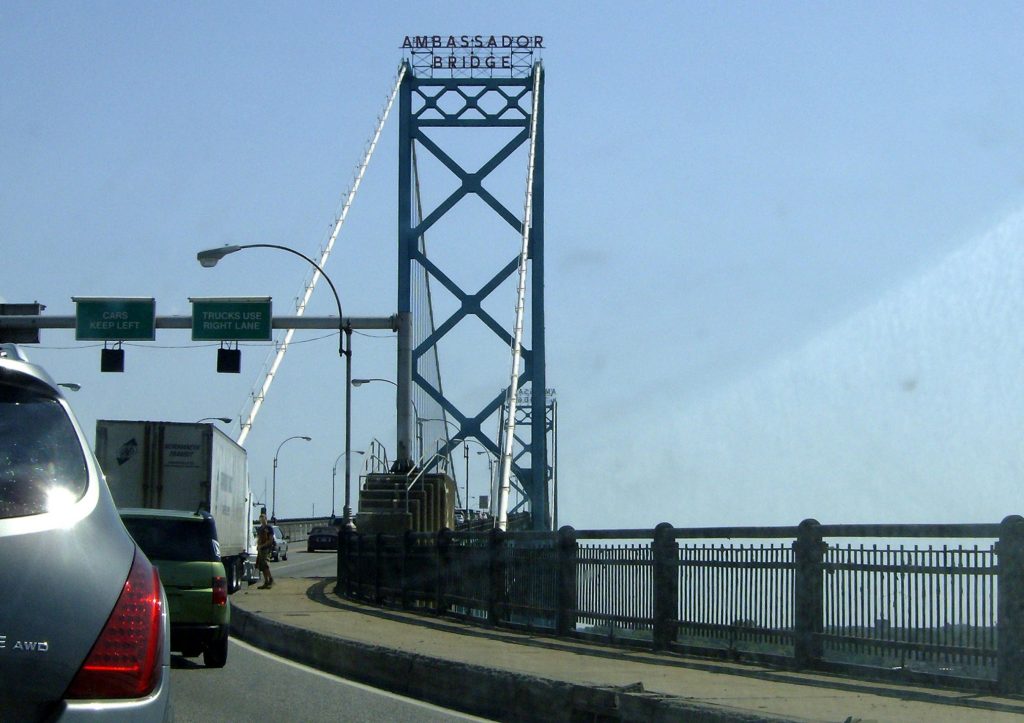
[336,516,1024,693]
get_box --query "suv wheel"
[204,633,229,668]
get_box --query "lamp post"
[352,378,422,459]
[332,450,365,519]
[197,243,356,528]
[477,449,495,514]
[418,418,493,516]
[272,435,311,521]
[459,438,495,520]
[418,416,459,478]
[197,417,232,424]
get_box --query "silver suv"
[0,345,172,719]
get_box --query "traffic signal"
[217,347,241,373]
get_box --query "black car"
[306,525,339,552]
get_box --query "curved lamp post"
[477,450,495,515]
[198,243,357,528]
[419,417,491,514]
[352,378,422,458]
[272,435,311,521]
[332,450,365,519]
[197,417,232,424]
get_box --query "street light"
[332,450,365,519]
[477,449,495,514]
[198,242,357,528]
[197,244,346,358]
[417,418,493,516]
[352,378,422,458]
[197,417,232,424]
[458,438,494,520]
[272,435,311,521]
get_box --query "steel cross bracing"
[397,61,550,530]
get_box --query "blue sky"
[3,2,1023,526]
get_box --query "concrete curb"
[230,605,799,722]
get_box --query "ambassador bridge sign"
[401,34,544,78]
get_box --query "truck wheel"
[204,634,228,668]
[282,551,288,561]
[224,558,240,594]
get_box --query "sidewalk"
[229,577,1024,722]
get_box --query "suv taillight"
[65,550,163,699]
[212,575,227,606]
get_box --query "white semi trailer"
[95,419,258,591]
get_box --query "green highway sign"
[73,297,156,341]
[190,297,272,341]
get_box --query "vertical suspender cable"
[496,63,543,531]
[411,144,455,474]
[236,64,406,446]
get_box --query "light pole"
[272,435,311,521]
[418,416,460,479]
[197,417,232,424]
[198,243,356,528]
[332,450,365,519]
[459,438,495,520]
[418,418,493,516]
[352,378,422,459]
[477,449,495,514]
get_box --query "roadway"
[169,550,486,722]
[169,638,484,722]
[267,547,339,578]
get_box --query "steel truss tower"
[397,61,550,530]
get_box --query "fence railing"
[336,516,1024,693]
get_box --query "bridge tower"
[395,49,550,530]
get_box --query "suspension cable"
[236,64,407,445]
[496,63,542,530]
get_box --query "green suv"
[120,508,230,667]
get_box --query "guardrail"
[272,516,333,541]
[336,516,1024,693]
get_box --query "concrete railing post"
[793,518,825,668]
[652,522,679,650]
[436,527,452,615]
[489,527,507,625]
[997,515,1024,693]
[557,526,578,636]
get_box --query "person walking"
[256,513,274,589]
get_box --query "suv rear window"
[122,517,220,562]
[0,383,88,519]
